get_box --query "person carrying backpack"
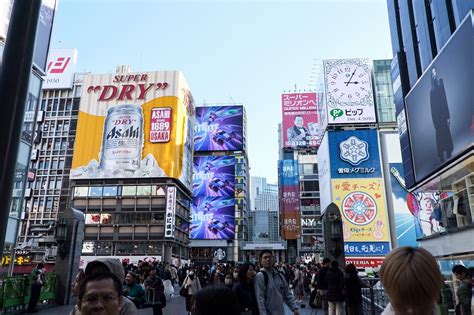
[254,250,299,315]
[144,268,166,315]
[27,263,45,312]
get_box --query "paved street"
[30,291,325,315]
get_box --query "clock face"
[327,62,371,104]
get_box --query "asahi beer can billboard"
[71,71,195,190]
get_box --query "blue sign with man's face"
[328,129,382,178]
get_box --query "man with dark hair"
[452,265,472,315]
[27,263,45,312]
[287,115,309,145]
[78,273,123,315]
[317,258,331,313]
[255,250,299,315]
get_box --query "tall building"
[373,59,397,124]
[190,105,249,263]
[18,65,82,263]
[0,0,57,275]
[387,2,474,268]
[68,68,194,266]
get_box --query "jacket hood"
[85,258,125,281]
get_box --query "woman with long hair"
[232,263,259,315]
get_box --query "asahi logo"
[106,125,140,140]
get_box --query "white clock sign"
[323,59,376,124]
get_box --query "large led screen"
[405,13,474,183]
[194,106,244,151]
[190,197,235,239]
[193,156,235,198]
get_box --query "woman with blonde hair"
[380,246,444,314]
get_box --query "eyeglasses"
[82,294,118,304]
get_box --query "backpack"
[258,269,286,291]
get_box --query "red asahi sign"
[150,108,172,143]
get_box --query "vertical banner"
[281,93,320,148]
[279,160,301,239]
[165,186,177,238]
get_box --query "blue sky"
[51,0,393,183]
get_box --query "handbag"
[179,285,188,297]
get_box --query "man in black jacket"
[317,258,331,314]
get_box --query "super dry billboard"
[71,71,195,190]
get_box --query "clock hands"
[343,81,359,84]
[345,68,357,86]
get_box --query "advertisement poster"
[194,106,243,151]
[193,156,235,198]
[190,197,235,239]
[405,15,474,183]
[43,48,77,89]
[281,93,320,148]
[323,58,376,124]
[70,71,195,190]
[278,160,301,239]
[317,134,332,213]
[331,178,391,258]
[328,129,382,178]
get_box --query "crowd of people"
[61,246,472,315]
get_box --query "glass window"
[89,187,103,197]
[74,187,88,197]
[122,186,136,196]
[103,186,118,197]
[136,186,152,196]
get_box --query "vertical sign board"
[281,93,321,148]
[318,133,332,213]
[279,160,301,240]
[165,186,177,238]
[327,129,391,268]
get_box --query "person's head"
[380,246,443,314]
[330,260,339,269]
[71,269,85,296]
[421,197,435,214]
[345,263,357,275]
[237,263,256,283]
[452,265,467,280]
[322,258,330,267]
[259,250,274,269]
[294,115,304,128]
[78,273,123,315]
[125,272,137,285]
[149,268,157,277]
[37,263,45,270]
[188,271,196,280]
[194,285,240,315]
[224,272,234,285]
[85,258,125,283]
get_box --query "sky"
[50,0,393,184]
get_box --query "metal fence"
[0,273,57,313]
[360,278,388,315]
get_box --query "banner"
[328,129,382,178]
[165,186,177,238]
[279,160,301,239]
[194,106,243,151]
[70,71,195,190]
[281,93,320,148]
[332,178,391,258]
[190,197,235,240]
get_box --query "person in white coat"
[182,270,201,314]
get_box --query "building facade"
[387,1,473,270]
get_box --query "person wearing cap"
[69,258,139,315]
[182,269,201,315]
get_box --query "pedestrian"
[452,265,472,315]
[254,249,300,315]
[182,270,202,314]
[293,265,304,303]
[143,268,166,315]
[210,264,225,285]
[224,272,235,290]
[317,258,331,312]
[380,246,443,314]
[77,272,123,315]
[123,272,146,308]
[194,285,240,315]
[233,262,259,315]
[344,263,362,315]
[327,260,344,315]
[69,258,139,315]
[27,262,45,313]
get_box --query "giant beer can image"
[100,104,144,171]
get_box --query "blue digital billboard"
[328,129,382,178]
[190,197,235,240]
[194,106,244,152]
[193,156,235,198]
